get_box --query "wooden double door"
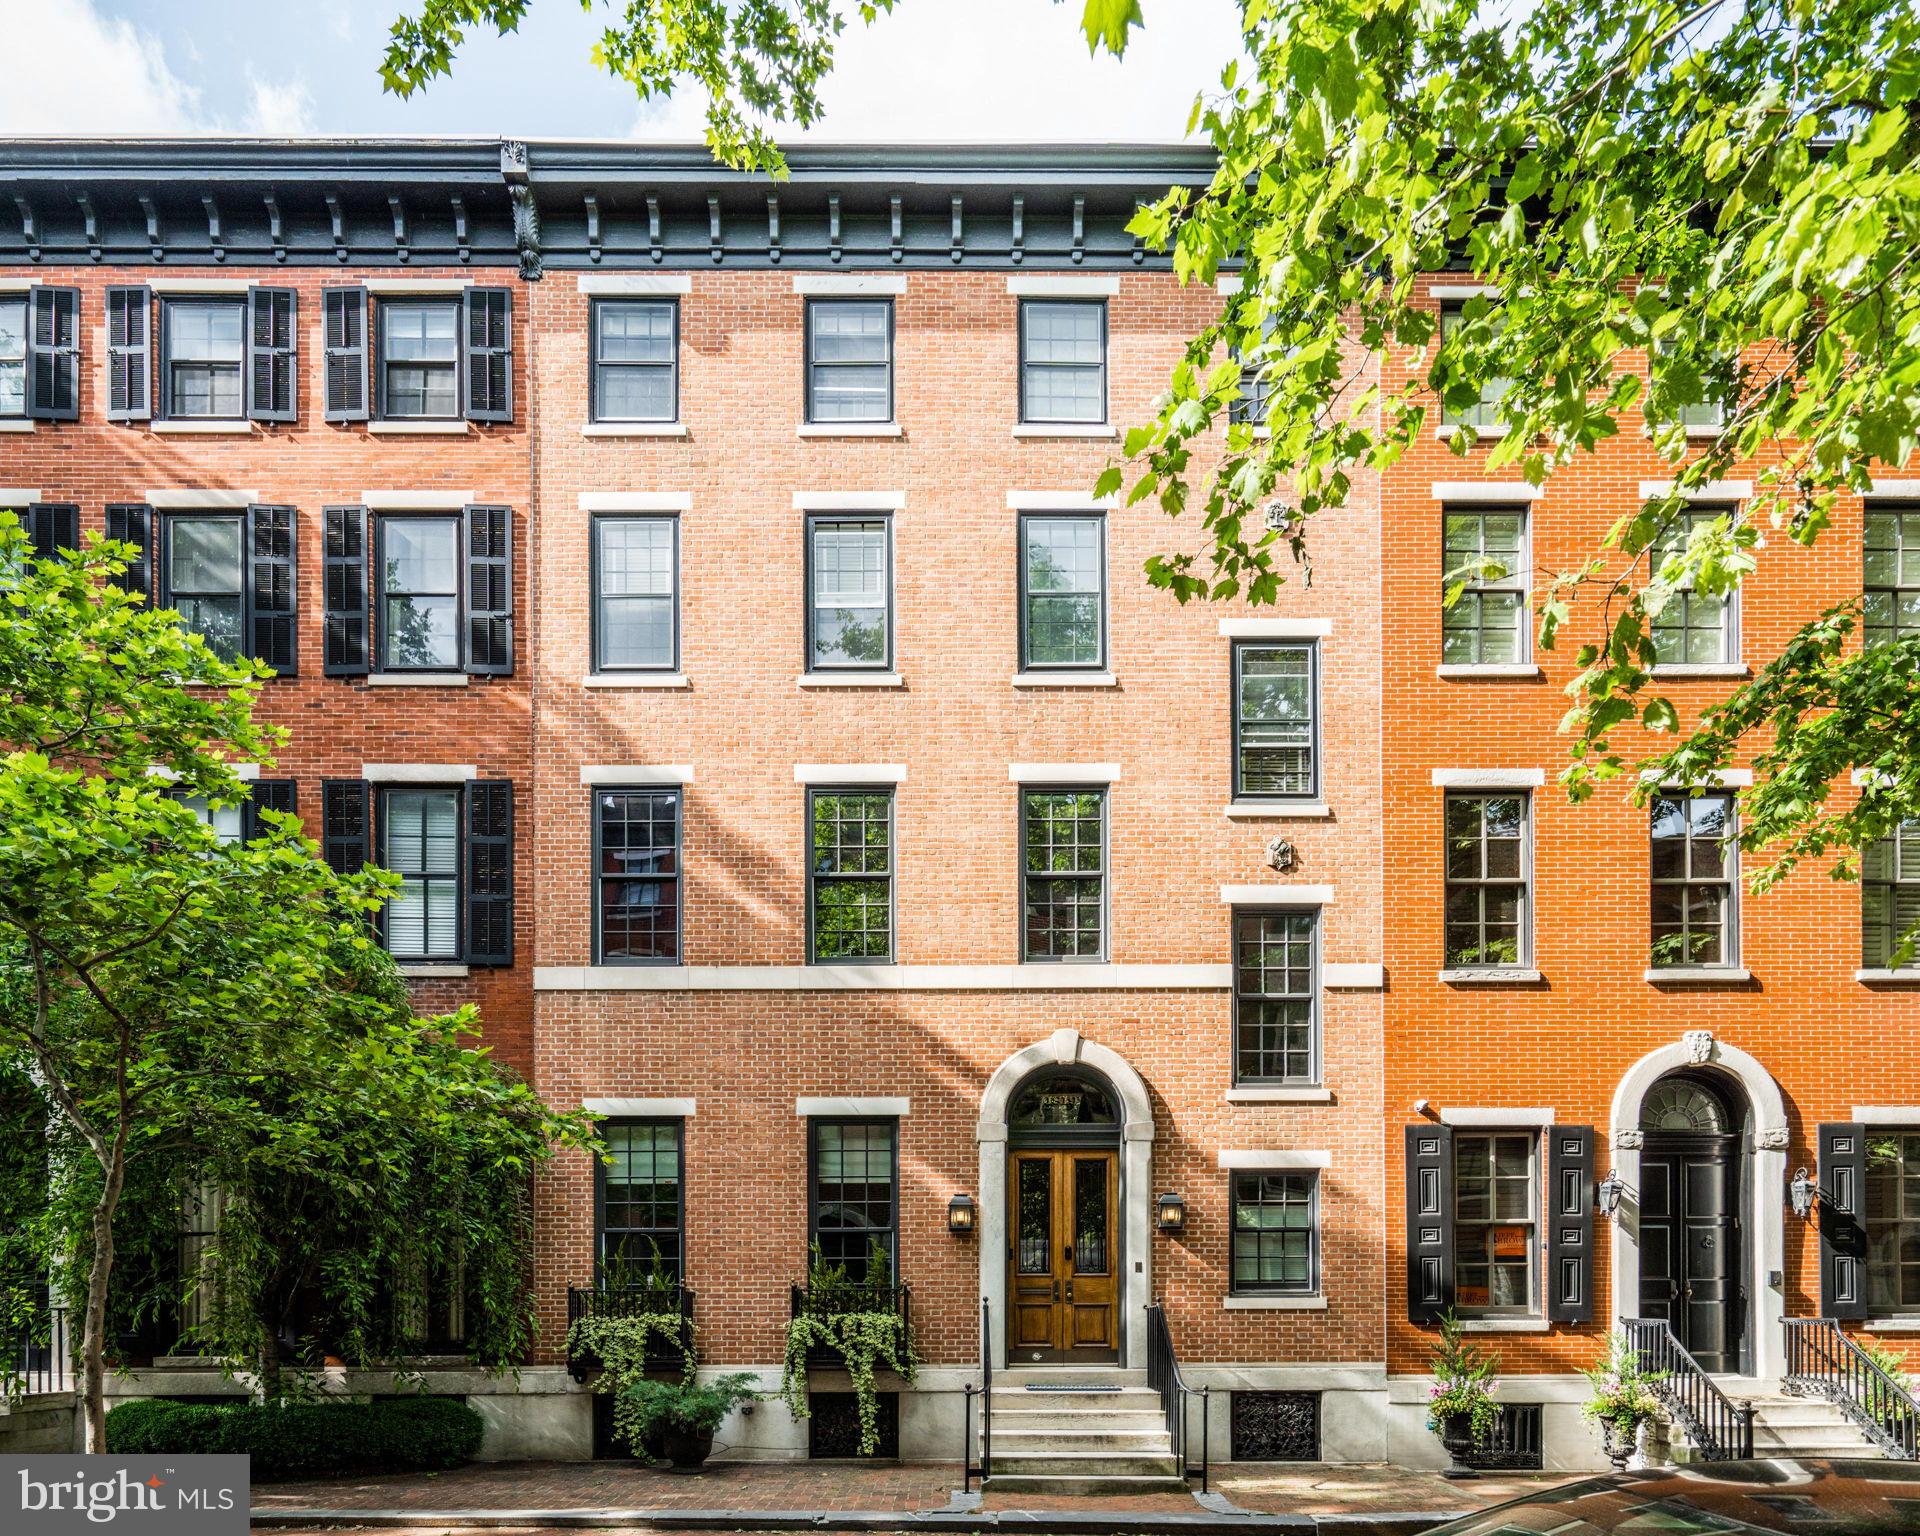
[1008,1149,1119,1363]
[1638,1136,1745,1374]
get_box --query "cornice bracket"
[707,195,722,264]
[500,140,542,280]
[889,195,903,265]
[1011,196,1024,264]
[582,194,600,264]
[262,193,286,263]
[138,195,162,261]
[388,195,409,263]
[202,196,225,262]
[1132,200,1146,266]
[450,195,471,264]
[767,195,781,263]
[828,195,842,264]
[1071,196,1086,265]
[75,193,100,263]
[646,197,662,264]
[950,196,963,264]
[324,194,347,263]
[14,197,39,263]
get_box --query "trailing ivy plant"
[780,1239,917,1457]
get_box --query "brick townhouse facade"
[0,136,1913,1474]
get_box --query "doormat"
[1022,1382,1121,1392]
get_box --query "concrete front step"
[997,1368,1149,1388]
[988,1450,1181,1478]
[990,1388,1163,1414]
[993,1429,1177,1453]
[985,1473,1194,1495]
[990,1411,1172,1434]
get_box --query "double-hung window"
[1233,642,1317,799]
[810,1119,898,1277]
[1654,338,1727,431]
[598,1119,684,1280]
[1454,1132,1537,1314]
[807,516,892,671]
[1865,506,1920,650]
[1230,1173,1319,1296]
[162,299,245,420]
[1444,792,1530,970]
[103,502,296,674]
[1019,514,1105,671]
[809,789,893,962]
[1864,821,1920,971]
[382,787,462,961]
[592,299,677,423]
[162,514,246,662]
[323,503,512,678]
[0,296,25,418]
[806,300,893,423]
[1438,302,1510,433]
[376,515,462,671]
[595,788,681,964]
[1650,792,1737,968]
[1649,505,1738,666]
[1019,300,1106,424]
[103,285,290,424]
[1021,788,1106,961]
[593,517,678,672]
[1441,507,1529,665]
[379,301,460,420]
[1866,1132,1920,1314]
[319,286,511,425]
[1233,910,1318,1084]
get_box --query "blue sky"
[8,0,1243,141]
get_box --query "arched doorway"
[1636,1071,1749,1373]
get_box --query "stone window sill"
[797,672,905,689]
[1864,1317,1920,1331]
[1436,664,1542,679]
[151,419,255,435]
[1225,1087,1334,1105]
[1012,422,1118,439]
[1224,801,1331,820]
[1224,1295,1327,1311]
[797,422,903,438]
[369,420,472,436]
[1646,966,1752,983]
[1857,969,1920,984]
[1650,663,1750,679]
[1439,968,1543,985]
[584,673,689,690]
[364,673,471,688]
[1013,671,1117,689]
[1457,1318,1549,1333]
[0,419,34,433]
[581,422,687,438]
[398,963,470,979]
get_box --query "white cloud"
[0,0,202,133]
[245,74,317,136]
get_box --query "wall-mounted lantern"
[1596,1169,1625,1219]
[1789,1167,1819,1221]
[1156,1192,1187,1234]
[946,1194,977,1235]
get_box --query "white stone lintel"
[362,763,478,784]
[583,1097,696,1118]
[796,1096,909,1118]
[794,764,906,785]
[580,492,689,512]
[1439,1107,1556,1127]
[1010,763,1119,784]
[1220,884,1334,907]
[580,764,693,786]
[1430,768,1545,789]
[1218,1149,1332,1170]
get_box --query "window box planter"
[788,1283,910,1370]
[565,1283,694,1383]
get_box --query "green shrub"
[105,1395,484,1479]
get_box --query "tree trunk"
[255,1322,282,1405]
[81,1143,126,1453]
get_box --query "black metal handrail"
[965,1297,991,1491]
[564,1282,694,1381]
[1784,1316,1920,1459]
[1624,1317,1753,1461]
[1145,1302,1210,1494]
[6,1307,72,1396]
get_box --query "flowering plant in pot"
[1580,1330,1665,1470]
[615,1373,760,1471]
[1425,1310,1501,1474]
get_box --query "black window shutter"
[105,286,151,422]
[1546,1125,1594,1323]
[104,503,152,600]
[244,778,298,842]
[24,503,79,561]
[322,505,370,676]
[1406,1123,1455,1324]
[1818,1122,1870,1319]
[462,287,513,423]
[464,779,514,965]
[320,779,371,875]
[246,504,298,676]
[463,503,513,675]
[247,287,298,423]
[27,287,79,421]
[322,287,369,423]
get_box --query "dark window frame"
[590,514,681,674]
[1229,1170,1321,1297]
[1231,907,1321,1086]
[1864,820,1920,972]
[1019,784,1109,963]
[1017,511,1108,673]
[806,785,896,965]
[158,295,247,422]
[375,296,462,422]
[1865,1128,1920,1316]
[807,1115,900,1278]
[594,1117,686,1282]
[1443,791,1533,971]
[1440,505,1532,666]
[1437,300,1510,434]
[1452,1129,1540,1318]
[1650,790,1740,969]
[804,298,895,425]
[804,512,895,673]
[372,511,465,674]
[1231,640,1320,801]
[1018,298,1108,425]
[157,510,247,663]
[591,786,683,966]
[375,782,465,963]
[1865,504,1920,651]
[0,294,28,420]
[1648,503,1742,668]
[589,297,680,424]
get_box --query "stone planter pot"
[1437,1412,1480,1479]
[1601,1417,1640,1472]
[658,1424,715,1472]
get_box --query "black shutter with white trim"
[323,505,369,676]
[105,286,150,422]
[1819,1122,1870,1319]
[1406,1123,1455,1324]
[247,286,298,423]
[462,287,512,422]
[104,503,152,600]
[246,504,298,675]
[463,503,513,675]
[27,287,79,421]
[244,779,297,842]
[1546,1125,1594,1323]
[24,503,78,561]
[322,287,369,423]
[464,778,513,965]
[321,779,371,876]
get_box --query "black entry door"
[1639,1138,1743,1372]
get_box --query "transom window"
[810,1119,897,1275]
[1865,507,1920,650]
[1019,514,1106,671]
[0,297,25,418]
[806,300,893,423]
[1233,910,1318,1084]
[1640,1078,1732,1134]
[1444,793,1529,969]
[377,515,461,671]
[163,299,245,419]
[383,787,460,960]
[1651,792,1736,968]
[1021,789,1106,961]
[595,789,680,964]
[1441,508,1529,664]
[1231,1172,1319,1296]
[1010,1071,1118,1127]
[1866,1132,1920,1314]
[379,300,459,419]
[592,300,677,422]
[598,1120,683,1281]
[807,517,892,671]
[1438,302,1510,432]
[1454,1132,1536,1315]
[1864,820,1920,971]
[1233,642,1317,799]
[1649,506,1738,666]
[162,515,245,662]
[593,517,678,672]
[1020,300,1106,423]
[809,789,893,962]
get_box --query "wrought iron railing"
[1784,1316,1920,1459]
[789,1282,911,1368]
[1624,1317,1753,1461]
[564,1283,694,1382]
[6,1307,72,1396]
[964,1297,991,1492]
[1145,1302,1210,1493]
